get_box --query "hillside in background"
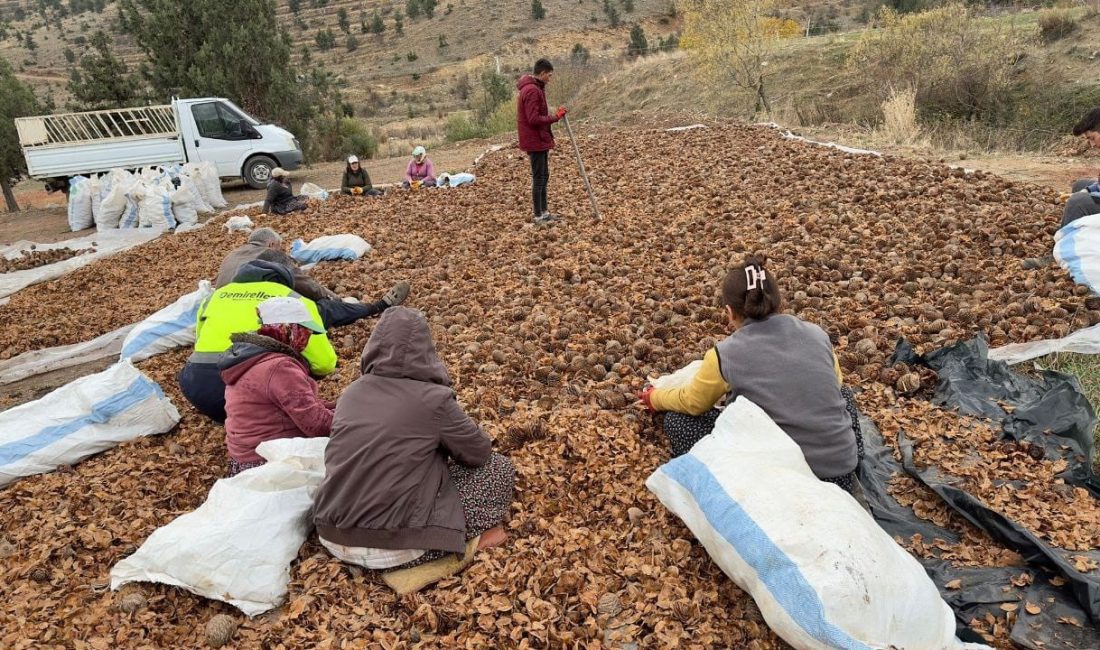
[4,0,1100,161]
[0,1,680,121]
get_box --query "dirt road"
[0,139,503,245]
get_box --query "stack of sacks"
[72,164,226,231]
[182,162,228,209]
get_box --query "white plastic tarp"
[110,437,329,616]
[0,324,133,386]
[119,281,213,362]
[290,234,372,263]
[645,397,989,650]
[0,360,180,487]
[0,230,162,300]
[0,281,213,385]
[989,324,1100,365]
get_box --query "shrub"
[308,116,377,161]
[848,5,1029,120]
[628,25,648,56]
[446,99,516,142]
[571,43,591,64]
[876,86,925,146]
[345,34,359,51]
[314,28,336,51]
[532,0,546,19]
[1038,9,1077,43]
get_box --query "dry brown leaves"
[0,246,92,274]
[0,124,1084,648]
[868,388,1100,553]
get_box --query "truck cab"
[174,98,302,188]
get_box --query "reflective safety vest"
[189,280,338,377]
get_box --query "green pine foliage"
[66,31,142,110]
[0,58,39,211]
[117,0,346,161]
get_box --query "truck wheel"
[244,156,277,189]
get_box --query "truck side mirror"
[240,120,259,139]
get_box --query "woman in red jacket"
[218,297,335,476]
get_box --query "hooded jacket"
[191,260,338,377]
[219,332,334,464]
[313,307,492,554]
[516,75,558,153]
[214,241,337,301]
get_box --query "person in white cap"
[262,167,309,215]
[341,155,381,196]
[218,296,336,476]
[403,145,437,188]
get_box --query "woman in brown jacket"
[313,307,514,570]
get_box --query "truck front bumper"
[273,149,303,171]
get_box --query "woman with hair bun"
[637,256,864,493]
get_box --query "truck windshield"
[222,100,261,126]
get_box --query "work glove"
[556,106,567,120]
[636,385,656,413]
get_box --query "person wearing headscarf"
[262,167,309,215]
[403,146,436,188]
[219,297,335,476]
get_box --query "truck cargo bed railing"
[16,105,178,148]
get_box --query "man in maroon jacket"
[516,58,567,225]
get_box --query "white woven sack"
[645,397,990,650]
[110,437,329,616]
[66,176,93,231]
[138,183,176,230]
[0,360,180,487]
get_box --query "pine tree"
[422,0,437,18]
[117,0,343,158]
[394,11,404,35]
[67,31,142,110]
[345,34,358,51]
[627,24,647,56]
[370,10,385,34]
[288,0,301,14]
[406,0,420,19]
[0,58,38,212]
[337,8,350,34]
[531,0,546,20]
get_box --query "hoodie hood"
[360,307,451,386]
[517,74,544,92]
[232,259,294,287]
[219,332,308,384]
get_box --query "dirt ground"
[0,139,501,246]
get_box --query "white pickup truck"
[15,97,303,190]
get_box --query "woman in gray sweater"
[638,256,864,492]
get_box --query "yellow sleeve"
[301,299,338,377]
[833,351,842,387]
[650,348,730,416]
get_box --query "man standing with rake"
[517,58,567,225]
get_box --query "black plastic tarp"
[856,336,1100,646]
[860,416,1100,648]
[889,337,1097,492]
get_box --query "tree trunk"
[0,177,20,213]
[755,77,772,117]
